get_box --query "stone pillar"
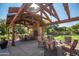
[32,23,39,40]
[38,27,43,40]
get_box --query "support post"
[7,28,9,40]
[11,25,16,46]
[41,26,45,40]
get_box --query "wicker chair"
[64,36,72,45]
[62,40,78,55]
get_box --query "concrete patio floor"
[0,40,79,56]
[0,40,44,56]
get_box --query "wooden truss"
[6,3,79,27]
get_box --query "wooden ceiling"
[6,3,79,27]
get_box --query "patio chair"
[62,40,78,56]
[64,36,72,45]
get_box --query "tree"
[45,24,59,35]
[15,24,26,34]
[72,23,79,34]
[0,19,7,35]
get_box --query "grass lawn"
[0,34,79,42]
[54,35,79,41]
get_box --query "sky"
[0,3,79,27]
[0,3,22,19]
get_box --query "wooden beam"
[33,15,45,26]
[22,18,34,25]
[21,11,47,20]
[46,17,79,25]
[17,21,33,25]
[36,4,55,16]
[42,10,52,23]
[7,12,47,27]
[18,21,33,27]
[36,4,60,22]
[8,6,40,14]
[11,25,16,46]
[6,15,15,24]
[42,10,49,18]
[40,8,45,26]
[8,7,20,13]
[9,3,32,27]
[63,3,70,19]
[49,4,60,21]
[33,8,40,14]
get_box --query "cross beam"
[63,3,70,19]
[49,4,60,21]
[9,3,32,27]
[46,17,79,25]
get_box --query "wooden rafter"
[18,22,32,28]
[33,8,40,14]
[36,4,60,22]
[8,7,20,13]
[36,4,54,24]
[42,10,52,23]
[23,18,34,25]
[41,4,54,16]
[33,15,45,26]
[6,15,15,25]
[7,3,79,28]
[9,3,32,27]
[7,12,47,26]
[46,17,79,25]
[36,4,55,16]
[63,3,70,19]
[22,10,47,19]
[40,8,43,22]
[17,21,33,26]
[49,4,52,15]
[42,10,49,19]
[49,4,60,21]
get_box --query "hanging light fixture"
[27,3,40,13]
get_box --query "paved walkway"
[0,40,44,56]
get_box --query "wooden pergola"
[6,3,79,46]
